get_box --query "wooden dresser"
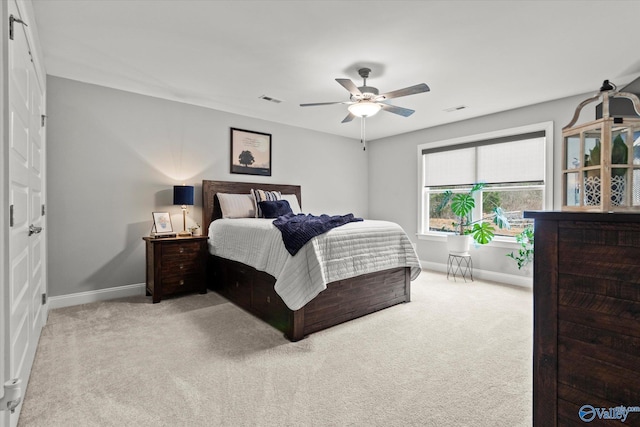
[524,211,640,426]
[143,236,209,303]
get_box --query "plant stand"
[447,254,473,282]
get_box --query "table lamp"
[173,185,194,236]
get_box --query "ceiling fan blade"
[300,101,347,107]
[342,112,356,123]
[378,83,430,100]
[336,78,363,97]
[380,103,415,117]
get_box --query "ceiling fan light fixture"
[348,101,382,118]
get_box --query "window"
[418,122,553,239]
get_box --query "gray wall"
[47,74,600,296]
[367,93,591,277]
[46,76,368,297]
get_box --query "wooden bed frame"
[202,180,411,341]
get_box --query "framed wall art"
[230,127,272,176]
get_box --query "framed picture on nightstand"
[152,212,173,235]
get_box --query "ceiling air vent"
[444,105,467,112]
[259,95,283,104]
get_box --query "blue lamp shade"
[173,185,194,206]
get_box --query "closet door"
[4,1,47,425]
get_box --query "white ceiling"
[31,0,640,141]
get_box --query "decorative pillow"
[217,193,255,218]
[281,194,302,214]
[259,200,293,219]
[250,189,281,218]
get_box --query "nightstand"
[143,235,209,303]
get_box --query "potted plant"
[507,225,534,270]
[584,134,628,206]
[188,223,201,236]
[438,183,510,255]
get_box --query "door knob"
[28,224,43,236]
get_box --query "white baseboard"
[48,283,146,310]
[420,260,533,288]
[47,262,531,310]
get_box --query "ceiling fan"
[300,68,430,149]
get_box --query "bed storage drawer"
[215,258,252,309]
[252,273,290,330]
[209,256,292,333]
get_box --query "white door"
[1,4,6,427]
[4,1,47,425]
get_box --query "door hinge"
[9,15,28,41]
[41,115,46,127]
[9,205,14,227]
[42,204,45,216]
[41,293,47,305]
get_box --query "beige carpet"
[18,270,532,427]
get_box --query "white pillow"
[281,194,302,214]
[217,193,255,218]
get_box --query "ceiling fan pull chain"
[361,117,366,151]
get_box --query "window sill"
[417,232,520,249]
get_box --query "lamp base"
[178,207,192,237]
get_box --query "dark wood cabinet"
[524,211,640,426]
[143,236,209,303]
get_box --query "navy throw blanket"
[273,213,364,256]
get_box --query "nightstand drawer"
[162,241,201,257]
[162,274,199,294]
[161,257,199,275]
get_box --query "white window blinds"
[424,147,475,186]
[423,131,545,187]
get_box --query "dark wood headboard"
[202,180,302,227]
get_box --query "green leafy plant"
[585,134,628,177]
[507,226,534,269]
[439,182,510,245]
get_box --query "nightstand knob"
[179,247,184,253]
[179,264,184,269]
[179,279,184,286]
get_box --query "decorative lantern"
[562,80,640,211]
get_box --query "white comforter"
[208,218,421,310]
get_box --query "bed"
[202,180,420,341]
